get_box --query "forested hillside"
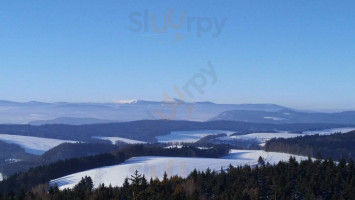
[0,143,118,177]
[2,157,354,200]
[265,131,355,161]
[0,141,34,163]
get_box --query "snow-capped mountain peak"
[112,99,138,104]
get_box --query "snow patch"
[264,117,285,121]
[164,145,183,149]
[92,136,147,145]
[0,134,78,155]
[156,130,234,143]
[221,128,355,147]
[302,127,355,135]
[197,147,213,150]
[112,99,138,104]
[223,150,308,164]
[5,158,21,164]
[230,132,300,146]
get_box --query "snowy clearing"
[156,130,234,143]
[50,150,308,190]
[0,134,77,155]
[302,127,355,135]
[228,132,301,146]
[5,158,22,164]
[221,127,355,146]
[222,150,309,164]
[264,117,285,121]
[164,145,183,149]
[92,136,147,145]
[156,128,355,145]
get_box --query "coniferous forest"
[265,131,355,161]
[1,157,354,200]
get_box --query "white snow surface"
[264,117,285,121]
[223,150,308,164]
[92,136,147,145]
[221,127,355,146]
[0,173,3,182]
[5,158,21,164]
[164,145,183,149]
[155,128,355,145]
[156,130,234,143]
[229,132,301,146]
[112,99,138,104]
[302,127,355,135]
[50,150,308,190]
[0,134,77,155]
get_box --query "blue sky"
[1,0,355,110]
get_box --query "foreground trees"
[2,157,355,200]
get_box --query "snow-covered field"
[155,128,355,145]
[0,134,77,155]
[226,132,300,146]
[302,127,355,135]
[219,127,355,146]
[156,130,234,143]
[50,150,308,190]
[5,158,21,164]
[223,150,308,164]
[92,136,147,145]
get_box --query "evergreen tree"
[258,156,265,166]
[129,170,144,199]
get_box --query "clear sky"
[1,0,355,110]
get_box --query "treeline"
[0,145,229,195]
[265,131,355,161]
[2,157,355,200]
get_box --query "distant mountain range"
[29,117,117,126]
[0,100,289,124]
[1,100,355,125]
[209,109,355,124]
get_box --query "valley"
[2,1,354,198]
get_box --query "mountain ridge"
[209,109,355,124]
[0,100,292,124]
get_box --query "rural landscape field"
[1,1,355,199]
